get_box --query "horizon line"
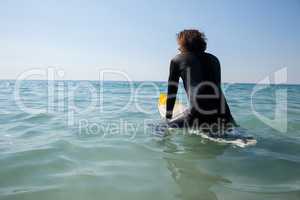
[0,79,299,86]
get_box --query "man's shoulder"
[171,53,185,63]
[171,52,220,65]
[203,52,219,62]
[171,53,193,65]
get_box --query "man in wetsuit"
[166,29,236,130]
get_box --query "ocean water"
[0,80,299,200]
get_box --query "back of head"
[177,29,207,54]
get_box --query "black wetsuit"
[166,52,236,128]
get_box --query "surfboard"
[158,93,188,121]
[157,93,257,147]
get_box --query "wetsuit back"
[166,52,236,127]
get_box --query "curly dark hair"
[177,29,207,53]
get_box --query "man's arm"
[166,60,180,119]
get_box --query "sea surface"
[0,80,299,200]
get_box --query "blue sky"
[0,0,299,83]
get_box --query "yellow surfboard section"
[158,93,179,106]
[158,93,167,105]
[158,93,187,120]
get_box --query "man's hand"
[166,111,173,120]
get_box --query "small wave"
[226,182,300,193]
[23,113,54,123]
[0,185,60,197]
[5,124,32,133]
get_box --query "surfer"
[166,29,236,130]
